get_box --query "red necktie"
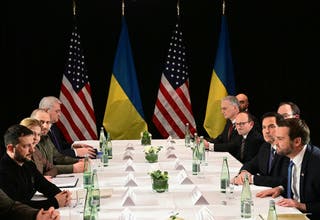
[228,123,234,141]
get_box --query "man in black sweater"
[0,124,71,209]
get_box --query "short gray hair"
[39,96,62,110]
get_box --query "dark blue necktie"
[268,148,275,173]
[287,160,294,198]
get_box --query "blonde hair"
[20,117,42,128]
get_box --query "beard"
[14,152,31,163]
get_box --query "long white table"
[57,139,305,220]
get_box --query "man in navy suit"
[256,118,320,220]
[233,112,289,187]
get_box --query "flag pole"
[73,0,76,16]
[122,0,125,16]
[222,0,225,15]
[177,0,180,17]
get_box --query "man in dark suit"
[233,112,289,187]
[256,118,320,220]
[39,96,96,158]
[234,111,264,163]
[205,95,242,158]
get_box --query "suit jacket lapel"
[299,144,312,202]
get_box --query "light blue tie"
[287,160,294,198]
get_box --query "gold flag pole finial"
[122,0,125,16]
[73,0,76,16]
[177,0,180,17]
[222,0,225,15]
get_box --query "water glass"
[226,183,235,199]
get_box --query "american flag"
[152,22,196,138]
[58,24,97,142]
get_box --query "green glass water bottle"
[220,157,230,193]
[240,173,253,219]
[267,200,278,220]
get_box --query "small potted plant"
[149,169,169,193]
[144,145,162,163]
[141,130,152,145]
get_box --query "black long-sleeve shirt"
[0,153,61,209]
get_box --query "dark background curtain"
[1,0,320,147]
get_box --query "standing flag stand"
[103,0,148,140]
[153,0,196,139]
[203,0,236,138]
[58,0,97,142]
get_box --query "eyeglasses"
[280,113,293,119]
[235,121,250,126]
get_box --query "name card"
[174,159,185,170]
[125,159,135,171]
[191,186,209,205]
[121,187,136,206]
[125,173,138,187]
[166,149,177,159]
[125,143,135,151]
[177,170,193,184]
[197,206,214,220]
[119,208,136,220]
[123,151,134,160]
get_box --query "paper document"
[51,176,79,188]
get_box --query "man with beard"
[0,124,71,209]
[256,118,320,220]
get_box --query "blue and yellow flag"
[203,15,236,138]
[103,17,148,139]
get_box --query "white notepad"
[51,176,79,188]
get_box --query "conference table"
[56,139,306,220]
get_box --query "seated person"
[0,188,60,220]
[256,118,320,220]
[31,108,85,174]
[20,117,58,178]
[39,96,96,158]
[206,96,242,158]
[0,124,71,209]
[234,111,264,163]
[233,112,289,187]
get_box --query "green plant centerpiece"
[141,130,152,145]
[144,145,162,163]
[149,169,169,193]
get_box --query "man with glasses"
[233,112,289,187]
[277,101,300,119]
[234,111,264,163]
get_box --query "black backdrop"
[2,0,320,146]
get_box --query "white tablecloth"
[58,139,302,220]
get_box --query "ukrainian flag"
[203,15,236,138]
[103,17,148,139]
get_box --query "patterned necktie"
[287,160,294,198]
[228,123,234,141]
[240,137,245,161]
[268,148,275,173]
